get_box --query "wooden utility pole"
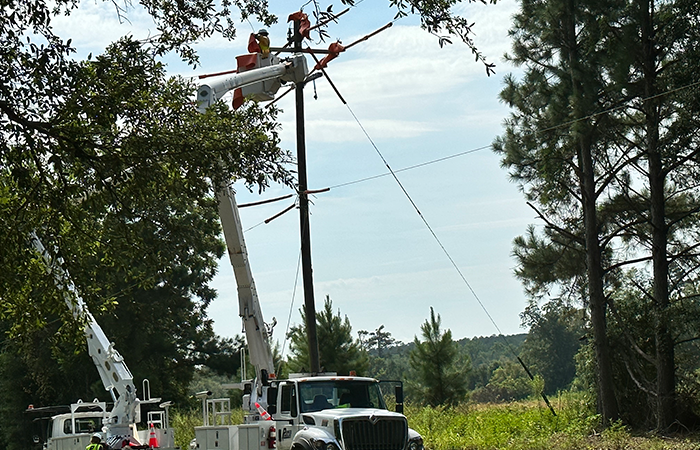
[293,18,321,374]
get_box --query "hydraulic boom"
[29,233,139,444]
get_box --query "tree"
[520,303,583,395]
[359,325,408,380]
[0,36,286,448]
[495,0,700,429]
[361,325,398,358]
[609,0,700,428]
[287,296,368,375]
[407,307,469,407]
[494,0,626,420]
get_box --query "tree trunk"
[641,0,675,429]
[579,134,620,424]
[565,0,619,424]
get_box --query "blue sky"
[53,0,535,347]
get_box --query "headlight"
[407,438,424,450]
[310,439,340,450]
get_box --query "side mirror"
[395,386,404,414]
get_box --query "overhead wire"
[239,145,491,231]
[342,104,507,336]
[536,79,700,136]
[248,5,700,403]
[340,81,559,417]
[329,145,492,189]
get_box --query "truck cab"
[268,376,421,450]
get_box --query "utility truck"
[192,33,424,450]
[27,234,177,450]
[194,188,424,450]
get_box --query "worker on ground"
[86,433,103,450]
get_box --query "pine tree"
[408,307,469,406]
[286,296,368,375]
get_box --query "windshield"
[298,380,387,412]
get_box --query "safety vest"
[86,443,103,450]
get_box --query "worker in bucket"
[256,29,270,58]
[86,433,104,450]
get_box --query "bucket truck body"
[28,234,176,450]
[192,52,423,448]
[195,187,423,450]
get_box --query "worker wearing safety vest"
[86,433,103,450]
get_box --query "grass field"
[171,393,700,450]
[405,393,700,450]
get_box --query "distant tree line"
[284,297,583,407]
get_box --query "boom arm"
[29,233,139,441]
[216,188,276,384]
[197,52,309,403]
[196,53,308,112]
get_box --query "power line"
[536,79,700,135]
[339,85,557,417]
[241,145,491,230]
[342,103,508,338]
[329,145,491,189]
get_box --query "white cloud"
[278,117,435,143]
[52,0,156,52]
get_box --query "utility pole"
[293,18,321,374]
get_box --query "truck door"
[275,382,301,450]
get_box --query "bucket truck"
[27,233,176,450]
[192,46,424,450]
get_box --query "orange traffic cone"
[148,423,159,448]
[254,402,273,420]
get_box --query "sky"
[52,0,536,348]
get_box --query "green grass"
[169,393,700,450]
[170,407,245,449]
[404,393,700,450]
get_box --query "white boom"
[29,233,139,444]
[197,50,309,407]
[216,188,276,386]
[196,53,308,113]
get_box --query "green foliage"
[494,0,700,428]
[171,409,202,450]
[359,325,397,358]
[519,304,583,395]
[360,325,410,380]
[408,307,469,407]
[366,351,412,381]
[286,296,368,375]
[402,392,699,450]
[0,17,286,450]
[405,392,600,450]
[471,360,533,404]
[1,36,289,338]
[459,334,526,368]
